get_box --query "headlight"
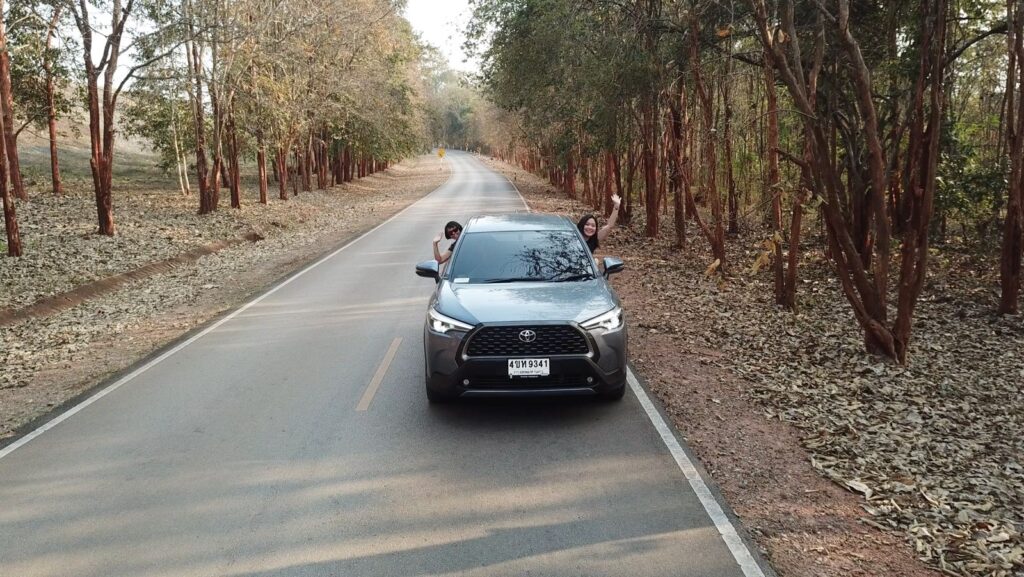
[428,307,474,334]
[582,306,623,331]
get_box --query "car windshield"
[447,230,596,283]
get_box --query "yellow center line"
[356,337,403,412]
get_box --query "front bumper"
[423,321,627,398]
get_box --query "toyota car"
[415,213,627,403]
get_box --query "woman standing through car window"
[577,194,621,254]
[432,221,463,264]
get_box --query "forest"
[461,0,1024,366]
[0,0,476,247]
[0,0,1021,574]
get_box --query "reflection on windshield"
[449,231,595,283]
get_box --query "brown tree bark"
[624,142,637,223]
[893,0,948,360]
[293,147,301,195]
[319,134,329,189]
[691,22,725,265]
[765,58,786,307]
[750,0,947,362]
[0,46,23,201]
[227,110,241,209]
[302,135,312,191]
[563,150,574,198]
[68,0,136,236]
[43,7,62,196]
[277,146,288,200]
[668,79,687,248]
[641,98,659,237]
[0,57,18,257]
[1000,0,1024,314]
[256,132,268,204]
[185,0,212,215]
[722,67,739,235]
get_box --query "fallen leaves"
[491,159,1024,577]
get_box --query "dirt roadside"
[483,156,944,577]
[1,154,450,439]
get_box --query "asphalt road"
[0,152,770,577]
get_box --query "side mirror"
[602,257,624,278]
[416,260,440,283]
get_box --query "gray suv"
[415,213,628,403]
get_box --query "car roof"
[463,213,577,233]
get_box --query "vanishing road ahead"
[0,152,771,577]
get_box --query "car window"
[448,230,596,283]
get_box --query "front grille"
[465,325,590,357]
[469,374,591,389]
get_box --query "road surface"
[0,152,771,577]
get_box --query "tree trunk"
[765,59,788,308]
[691,23,725,265]
[0,48,24,201]
[624,144,636,223]
[892,0,948,361]
[1000,0,1024,314]
[43,7,62,196]
[319,134,328,189]
[612,148,624,217]
[227,111,241,209]
[0,75,18,256]
[669,82,687,248]
[565,150,576,198]
[257,133,268,204]
[277,146,288,200]
[722,68,739,235]
[186,5,212,214]
[642,98,659,238]
[171,114,188,196]
[302,134,312,191]
[293,147,301,195]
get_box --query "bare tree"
[750,0,948,362]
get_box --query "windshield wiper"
[551,273,595,282]
[480,277,550,283]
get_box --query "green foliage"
[123,86,195,175]
[937,146,1005,244]
[6,0,78,137]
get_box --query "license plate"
[508,358,550,377]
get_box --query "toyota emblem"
[518,329,537,343]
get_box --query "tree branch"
[114,41,187,101]
[946,22,1008,65]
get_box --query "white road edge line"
[627,368,767,577]
[486,152,763,574]
[0,165,455,462]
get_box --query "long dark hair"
[577,215,599,252]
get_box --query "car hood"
[434,280,618,325]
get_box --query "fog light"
[463,379,470,386]
[587,377,594,384]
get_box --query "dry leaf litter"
[2,151,1020,577]
[484,158,1023,577]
